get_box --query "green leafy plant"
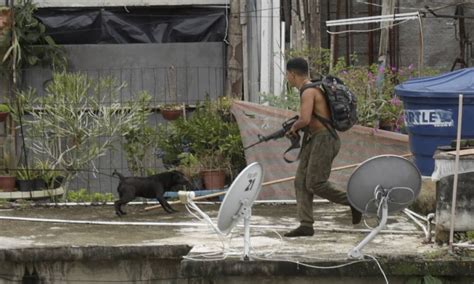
[176,152,200,178]
[15,165,40,180]
[266,47,442,132]
[66,188,114,203]
[260,83,300,111]
[0,136,14,175]
[0,103,10,113]
[15,72,150,196]
[161,103,183,111]
[122,93,157,176]
[1,0,67,81]
[157,97,246,177]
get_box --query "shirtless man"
[284,57,362,237]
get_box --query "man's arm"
[287,89,315,135]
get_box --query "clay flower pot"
[200,169,225,190]
[161,109,183,121]
[0,175,16,192]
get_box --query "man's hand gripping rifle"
[244,115,301,163]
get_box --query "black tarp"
[35,6,227,44]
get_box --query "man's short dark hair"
[286,57,309,76]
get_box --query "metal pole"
[449,94,463,253]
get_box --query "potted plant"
[160,65,184,121]
[15,165,46,191]
[0,137,15,192]
[0,103,10,122]
[32,159,66,189]
[0,167,15,192]
[156,97,246,189]
[197,150,228,190]
[1,0,67,84]
[0,6,11,51]
[160,103,184,121]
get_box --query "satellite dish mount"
[181,162,264,261]
[346,155,421,259]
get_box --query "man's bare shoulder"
[301,85,324,101]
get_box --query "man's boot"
[284,225,314,237]
[350,206,362,225]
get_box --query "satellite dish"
[216,162,263,259]
[346,155,421,259]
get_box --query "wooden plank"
[0,187,64,199]
[447,148,474,156]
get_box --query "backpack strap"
[299,82,338,139]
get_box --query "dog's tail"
[112,169,125,181]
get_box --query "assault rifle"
[244,115,301,163]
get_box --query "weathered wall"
[320,0,472,70]
[398,0,472,71]
[436,171,474,232]
[23,43,225,104]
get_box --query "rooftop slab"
[0,202,472,283]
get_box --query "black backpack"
[300,75,357,136]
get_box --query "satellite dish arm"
[348,196,389,259]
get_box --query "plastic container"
[395,68,474,176]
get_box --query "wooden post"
[303,0,321,77]
[329,34,335,73]
[260,0,271,95]
[144,153,413,211]
[449,95,463,253]
[376,0,395,96]
[377,0,395,68]
[240,0,249,101]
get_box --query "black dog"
[112,170,193,216]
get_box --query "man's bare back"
[300,86,330,133]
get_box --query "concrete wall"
[398,0,472,71]
[24,43,225,104]
[320,0,473,70]
[1,245,473,283]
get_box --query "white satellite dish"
[346,155,421,259]
[217,162,263,260]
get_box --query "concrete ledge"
[351,125,409,143]
[0,245,191,262]
[0,187,64,200]
[180,256,474,278]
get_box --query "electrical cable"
[223,0,229,44]
[181,200,390,283]
[327,18,412,35]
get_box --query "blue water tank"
[395,68,474,176]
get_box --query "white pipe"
[348,197,389,259]
[326,12,419,26]
[0,215,419,234]
[0,216,207,227]
[403,208,428,222]
[403,209,429,241]
[449,94,463,253]
[452,243,474,249]
[30,199,330,207]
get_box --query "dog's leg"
[115,190,135,217]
